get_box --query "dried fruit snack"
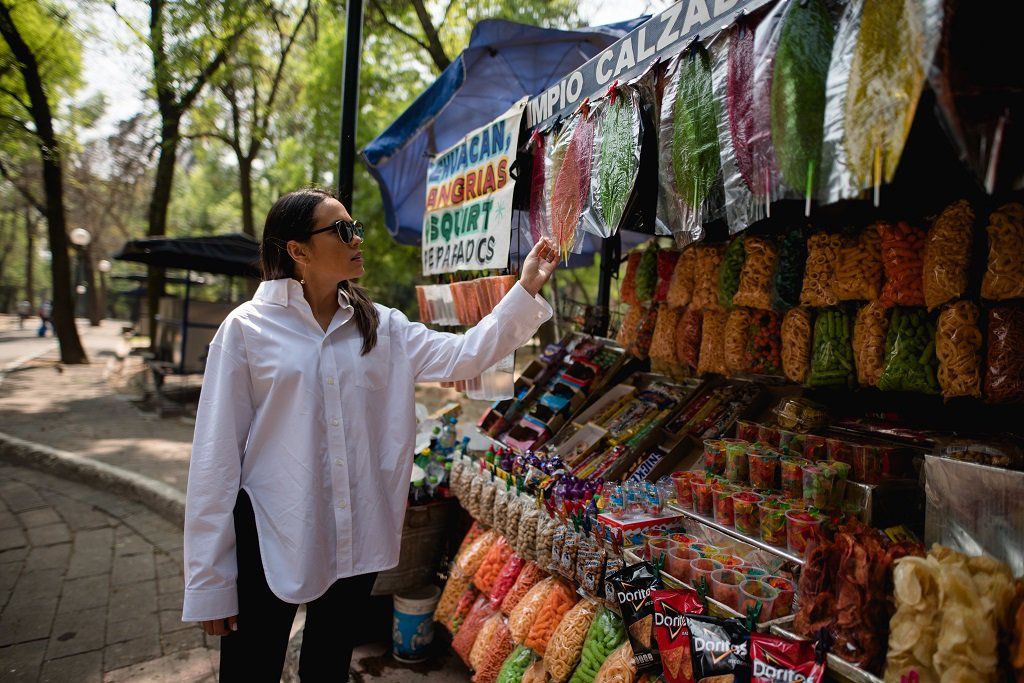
[924,199,974,310]
[936,301,983,399]
[545,599,601,683]
[666,248,696,308]
[980,202,1024,301]
[878,221,926,308]
[781,307,812,383]
[692,245,725,311]
[835,228,883,302]
[853,301,889,387]
[800,232,841,307]
[734,236,780,309]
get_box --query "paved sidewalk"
[0,462,218,682]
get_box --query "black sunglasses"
[310,219,365,244]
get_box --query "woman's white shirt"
[182,278,552,622]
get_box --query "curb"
[0,430,186,526]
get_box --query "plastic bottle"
[439,417,457,450]
[410,479,427,505]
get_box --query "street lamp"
[68,228,91,319]
[97,259,111,273]
[69,228,92,248]
[97,260,112,321]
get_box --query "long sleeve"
[401,281,553,383]
[181,318,254,622]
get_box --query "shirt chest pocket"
[348,333,390,391]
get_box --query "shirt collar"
[254,278,354,311]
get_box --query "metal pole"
[592,233,620,337]
[180,271,192,375]
[337,0,364,210]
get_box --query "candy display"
[781,307,812,383]
[691,245,725,311]
[879,221,926,308]
[723,439,749,482]
[712,484,738,525]
[807,308,855,388]
[696,310,728,376]
[853,300,889,386]
[936,300,983,399]
[773,229,807,310]
[545,598,600,683]
[718,236,747,309]
[733,491,763,536]
[733,236,779,310]
[568,607,627,683]
[748,449,779,490]
[877,307,939,394]
[673,307,702,370]
[723,307,752,375]
[980,202,1024,301]
[984,306,1024,404]
[786,510,823,558]
[835,227,883,302]
[923,199,974,310]
[800,232,841,307]
[666,248,695,308]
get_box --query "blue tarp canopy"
[362,16,648,260]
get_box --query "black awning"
[113,233,260,277]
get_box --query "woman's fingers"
[201,617,237,636]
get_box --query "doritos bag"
[749,634,825,683]
[652,589,705,683]
[607,562,663,673]
[685,615,751,683]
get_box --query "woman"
[182,187,557,681]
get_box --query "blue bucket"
[392,585,441,663]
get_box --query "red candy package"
[750,633,826,683]
[652,589,705,683]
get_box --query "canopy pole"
[591,232,620,337]
[337,0,364,209]
[180,271,192,375]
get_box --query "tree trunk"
[24,207,34,307]
[409,0,450,72]
[145,115,181,347]
[0,2,87,363]
[239,155,255,237]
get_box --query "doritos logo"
[653,603,686,640]
[617,581,653,612]
[693,635,748,659]
[753,660,816,682]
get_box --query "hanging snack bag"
[593,641,637,683]
[719,237,747,309]
[773,229,807,310]
[449,584,482,635]
[631,306,660,360]
[936,301,983,399]
[781,307,812,383]
[652,589,705,683]
[725,308,754,375]
[603,552,625,608]
[495,644,535,683]
[607,562,663,672]
[667,248,697,308]
[685,615,752,683]
[617,306,644,352]
[980,202,1024,301]
[509,576,558,644]
[476,620,518,683]
[800,232,841,307]
[569,607,628,683]
[807,308,854,388]
[749,633,825,683]
[501,561,546,616]
[698,310,729,376]
[745,310,783,376]
[835,228,883,302]
[437,568,474,627]
[853,301,889,387]
[454,594,499,666]
[475,536,514,594]
[878,221,926,308]
[984,306,1024,404]
[675,307,703,370]
[692,245,726,311]
[923,199,974,310]
[621,252,643,306]
[650,306,684,369]
[636,246,660,304]
[559,524,581,582]
[877,307,939,394]
[545,598,601,683]
[472,614,508,672]
[734,236,780,310]
[577,534,607,599]
[490,554,527,609]
[525,578,579,656]
[656,251,682,303]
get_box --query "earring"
[300,279,305,285]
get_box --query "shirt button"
[335,458,343,466]
[331,418,339,427]
[337,501,346,510]
[327,377,335,385]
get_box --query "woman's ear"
[286,239,309,266]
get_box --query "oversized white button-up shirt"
[182,278,551,621]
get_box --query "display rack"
[668,502,805,567]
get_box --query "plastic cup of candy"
[780,457,809,499]
[721,439,750,483]
[671,471,695,507]
[853,444,884,485]
[735,420,760,443]
[801,434,828,461]
[703,439,727,475]
[748,449,780,491]
[739,579,781,623]
[668,533,697,550]
[757,424,782,448]
[732,491,764,536]
[823,460,851,506]
[646,536,671,562]
[777,429,804,456]
[712,484,739,526]
[691,480,714,516]
[689,558,723,593]
[666,547,699,581]
[801,464,832,509]
[759,500,788,546]
[688,543,719,558]
[765,575,796,618]
[736,565,769,579]
[710,568,745,610]
[785,510,824,558]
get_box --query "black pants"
[220,491,378,683]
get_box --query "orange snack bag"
[879,221,926,307]
[524,579,579,656]
[474,536,513,594]
[509,576,557,644]
[500,561,546,616]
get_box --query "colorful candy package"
[652,589,705,683]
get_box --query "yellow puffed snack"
[853,301,889,386]
[836,228,883,302]
[924,199,974,310]
[666,247,696,308]
[980,202,1024,301]
[691,245,725,311]
[781,307,812,384]
[545,599,600,683]
[733,236,780,310]
[697,310,728,376]
[936,301,983,399]
[724,308,753,375]
[800,232,841,307]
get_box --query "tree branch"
[254,0,311,152]
[409,0,451,72]
[177,1,260,112]
[368,0,430,53]
[181,131,235,147]
[0,157,47,216]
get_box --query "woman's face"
[292,198,365,283]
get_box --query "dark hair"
[259,187,379,355]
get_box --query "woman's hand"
[519,237,559,297]
[201,615,237,636]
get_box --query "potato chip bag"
[685,615,751,683]
[652,589,705,683]
[607,562,663,673]
[750,633,825,683]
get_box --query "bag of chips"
[667,248,696,308]
[454,594,499,666]
[772,229,807,310]
[781,307,812,383]
[724,308,753,376]
[621,251,642,306]
[853,301,889,387]
[733,236,780,310]
[835,227,883,302]
[509,576,558,643]
[490,554,526,608]
[675,307,702,370]
[649,305,684,367]
[980,202,1024,301]
[606,562,663,672]
[749,633,825,683]
[545,598,601,683]
[877,307,939,394]
[475,537,514,594]
[436,567,473,627]
[719,236,747,309]
[807,308,855,388]
[692,245,725,311]
[985,305,1024,404]
[684,615,751,683]
[494,644,535,683]
[449,584,482,635]
[656,251,682,303]
[569,606,628,683]
[501,562,546,616]
[636,246,660,303]
[593,641,637,683]
[800,232,840,307]
[472,614,508,672]
[878,221,926,308]
[524,578,579,656]
[652,589,705,683]
[923,199,974,310]
[697,310,728,376]
[745,309,783,376]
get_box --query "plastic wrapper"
[516,505,540,563]
[924,199,974,310]
[733,236,779,309]
[697,310,728,376]
[666,247,695,308]
[980,202,1024,301]
[635,246,658,304]
[490,554,527,609]
[616,306,643,351]
[724,308,752,375]
[436,568,473,627]
[528,132,550,244]
[591,90,642,237]
[501,561,545,617]
[524,579,578,656]
[593,641,636,683]
[654,251,680,303]
[660,44,721,246]
[853,300,889,386]
[475,619,517,683]
[692,244,725,311]
[620,251,642,306]
[454,594,499,666]
[745,309,783,376]
[877,307,939,394]
[879,221,926,308]
[521,660,546,683]
[449,584,481,635]
[509,576,558,644]
[773,228,807,310]
[631,307,659,360]
[505,497,525,557]
[495,645,535,683]
[478,478,498,528]
[551,110,596,258]
[800,231,840,307]
[718,236,746,309]
[674,307,702,370]
[472,614,508,672]
[807,308,855,388]
[648,305,682,367]
[749,0,787,213]
[771,0,835,204]
[475,536,514,595]
[836,228,883,301]
[936,301,983,399]
[984,306,1024,404]
[466,472,485,520]
[458,529,500,577]
[534,517,556,571]
[545,598,601,683]
[568,607,627,683]
[781,307,813,383]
